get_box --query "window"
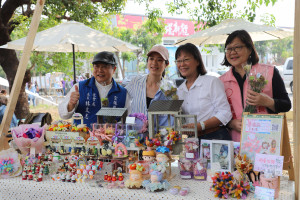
[287,60,293,70]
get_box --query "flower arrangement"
[160,79,178,100]
[210,172,250,199]
[243,64,268,113]
[164,129,180,147]
[48,121,72,131]
[235,154,254,184]
[12,124,46,154]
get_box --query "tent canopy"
[176,18,293,46]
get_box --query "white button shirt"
[177,74,232,125]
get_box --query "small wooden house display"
[96,108,128,124]
[147,100,184,138]
[174,114,198,138]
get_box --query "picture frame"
[200,139,211,168]
[210,140,233,172]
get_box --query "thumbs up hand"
[67,85,80,111]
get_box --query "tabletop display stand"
[147,100,183,138]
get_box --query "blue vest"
[75,77,127,128]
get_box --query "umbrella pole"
[72,44,76,84]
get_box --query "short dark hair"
[221,30,259,67]
[175,43,207,78]
[0,95,8,106]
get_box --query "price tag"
[186,153,195,159]
[30,147,36,156]
[126,117,136,124]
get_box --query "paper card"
[30,147,36,156]
[186,152,195,159]
[254,186,275,200]
[126,117,136,124]
[254,153,284,176]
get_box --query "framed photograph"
[210,140,233,172]
[200,139,211,169]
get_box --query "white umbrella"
[0,77,9,87]
[0,21,140,82]
[175,18,293,46]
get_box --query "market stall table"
[0,166,295,200]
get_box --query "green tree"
[167,0,278,29]
[270,37,293,64]
[0,0,126,118]
[111,9,166,76]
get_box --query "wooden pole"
[0,0,46,150]
[294,0,300,199]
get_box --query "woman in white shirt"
[176,43,232,140]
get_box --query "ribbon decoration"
[94,129,113,143]
[92,124,113,145]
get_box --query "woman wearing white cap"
[126,45,171,127]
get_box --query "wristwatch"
[200,121,205,131]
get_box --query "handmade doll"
[142,170,170,192]
[141,150,156,175]
[142,150,156,162]
[66,171,71,182]
[22,170,27,180]
[154,146,172,175]
[125,164,144,189]
[89,170,94,179]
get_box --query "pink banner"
[116,14,203,37]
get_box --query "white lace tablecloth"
[0,166,295,200]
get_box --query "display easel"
[240,113,294,181]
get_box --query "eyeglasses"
[174,58,191,65]
[224,45,245,54]
[93,63,112,70]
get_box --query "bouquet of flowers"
[243,64,268,113]
[11,124,46,154]
[160,78,178,100]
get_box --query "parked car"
[283,57,293,93]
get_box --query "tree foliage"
[166,0,278,29]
